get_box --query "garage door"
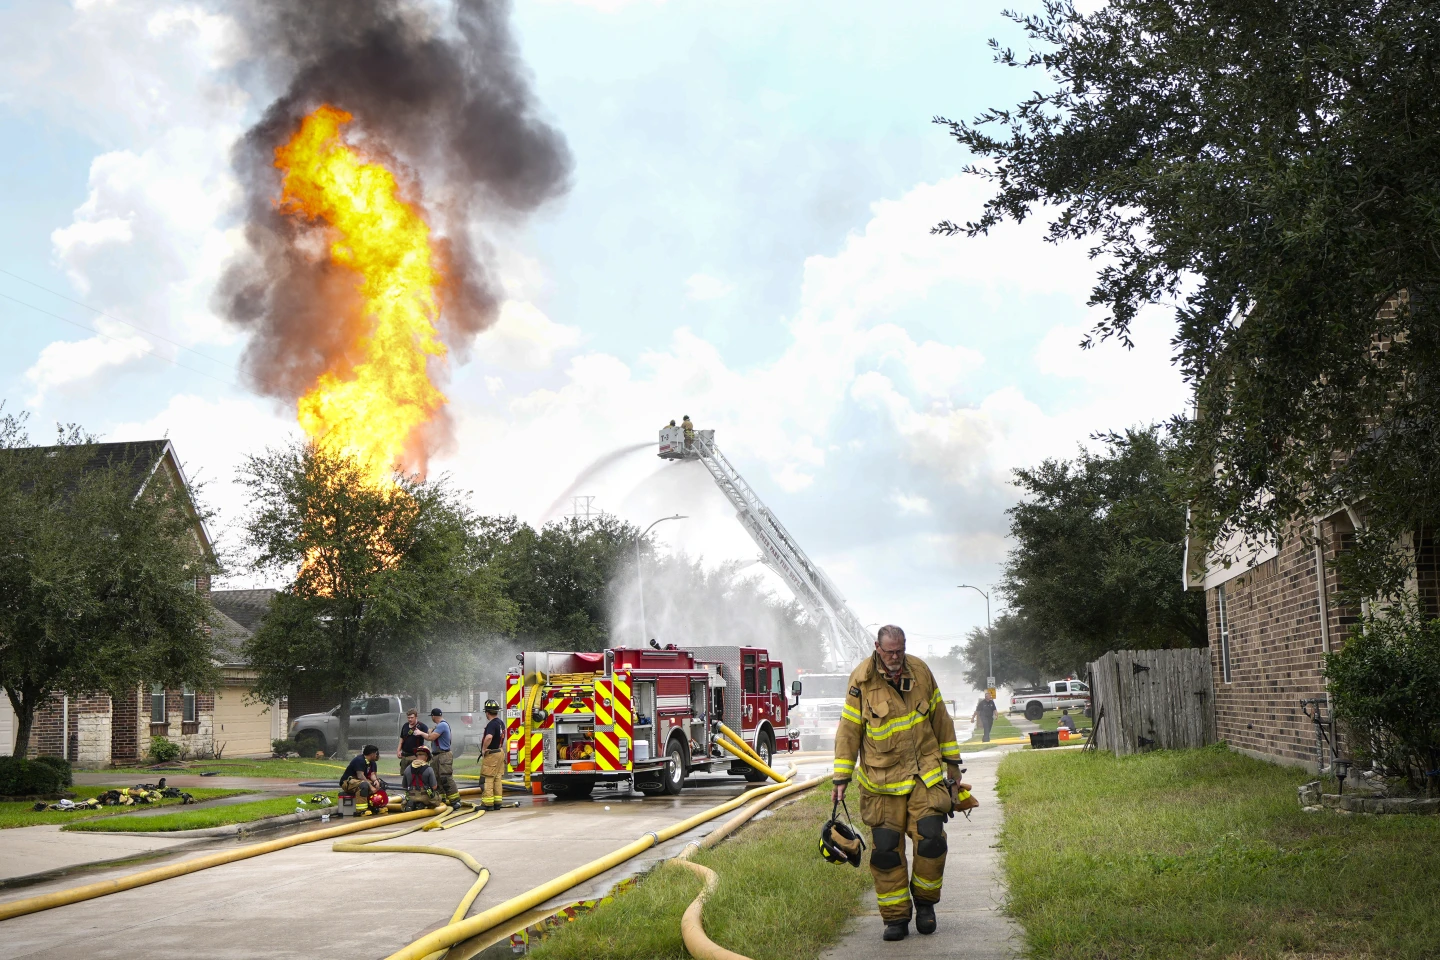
[214,688,272,758]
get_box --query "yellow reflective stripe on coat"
[939,739,961,760]
[875,888,912,906]
[855,767,916,795]
[866,710,927,741]
[841,703,863,725]
[911,874,943,891]
[930,687,943,708]
[833,759,855,777]
[919,766,946,787]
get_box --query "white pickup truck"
[1009,680,1091,722]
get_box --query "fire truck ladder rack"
[688,432,873,669]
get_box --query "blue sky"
[0,0,1188,671]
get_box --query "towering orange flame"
[275,104,447,485]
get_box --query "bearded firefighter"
[832,623,966,942]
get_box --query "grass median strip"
[998,742,1440,960]
[0,787,246,830]
[62,794,316,832]
[526,789,872,960]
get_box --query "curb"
[64,807,338,839]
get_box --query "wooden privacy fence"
[1087,648,1215,756]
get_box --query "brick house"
[0,441,285,764]
[1185,508,1439,770]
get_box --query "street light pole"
[957,584,993,692]
[637,514,687,645]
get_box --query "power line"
[0,290,279,395]
[0,268,247,375]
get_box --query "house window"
[151,684,166,722]
[183,686,197,723]
[1217,586,1232,683]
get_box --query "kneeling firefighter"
[832,623,975,942]
[402,744,440,809]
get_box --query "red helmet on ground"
[369,789,389,809]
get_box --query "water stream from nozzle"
[540,442,653,522]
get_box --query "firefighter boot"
[915,901,936,935]
[882,921,909,942]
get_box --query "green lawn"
[965,711,1025,744]
[1033,711,1092,735]
[527,789,872,960]
[0,787,246,830]
[998,743,1440,960]
[104,756,486,780]
[63,794,319,832]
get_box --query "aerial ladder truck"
[659,423,873,749]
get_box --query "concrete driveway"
[0,771,820,960]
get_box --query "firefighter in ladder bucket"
[832,624,979,942]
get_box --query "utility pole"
[636,514,686,645]
[957,584,994,698]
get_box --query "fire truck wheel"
[661,738,687,796]
[1024,701,1045,723]
[743,731,774,782]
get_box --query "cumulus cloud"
[474,301,583,371]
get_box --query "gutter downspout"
[1313,518,1337,772]
[62,696,69,761]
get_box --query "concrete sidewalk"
[0,826,202,883]
[818,746,1021,960]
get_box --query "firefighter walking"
[832,624,967,942]
[479,699,505,810]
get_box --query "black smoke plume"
[214,0,570,463]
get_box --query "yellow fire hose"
[0,807,436,923]
[716,724,764,764]
[674,773,831,960]
[382,776,801,960]
[716,734,790,784]
[332,806,491,960]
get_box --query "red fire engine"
[505,644,800,798]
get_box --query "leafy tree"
[939,0,1440,599]
[0,412,219,755]
[239,441,514,750]
[476,514,638,651]
[1000,427,1205,671]
[941,615,1049,691]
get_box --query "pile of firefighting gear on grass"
[32,778,198,812]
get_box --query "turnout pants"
[399,754,415,783]
[433,749,458,802]
[480,751,504,808]
[341,777,376,808]
[860,782,950,923]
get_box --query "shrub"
[0,757,66,797]
[31,755,73,787]
[149,736,182,763]
[1326,602,1440,792]
[271,738,298,757]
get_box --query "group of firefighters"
[333,621,981,945]
[338,701,509,815]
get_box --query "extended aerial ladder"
[658,424,873,669]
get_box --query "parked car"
[1009,679,1091,722]
[289,693,492,757]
